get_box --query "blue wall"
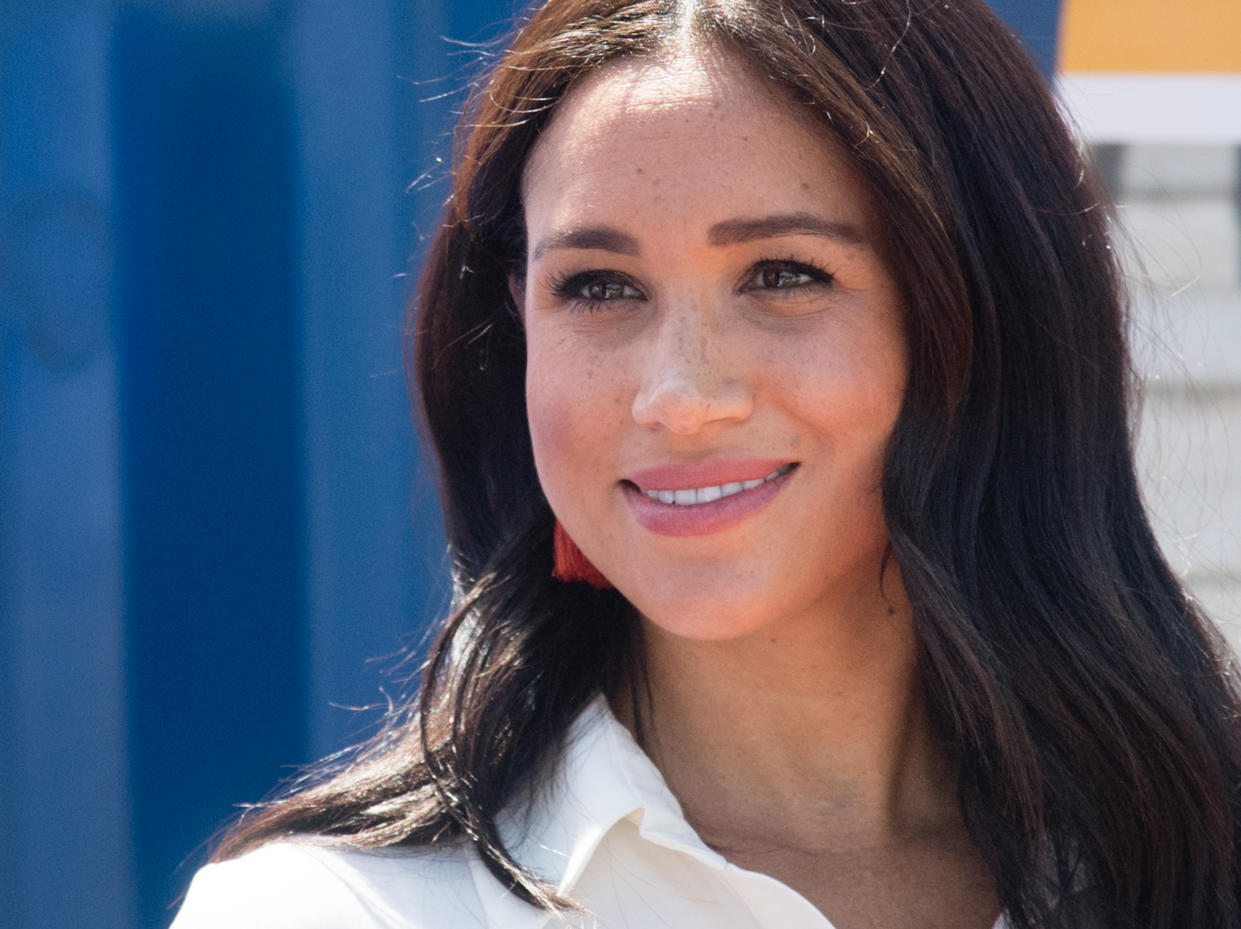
[0,2,1057,927]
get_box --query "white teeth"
[698,485,722,503]
[641,464,792,505]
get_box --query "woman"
[172,1,1241,927]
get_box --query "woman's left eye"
[741,261,833,294]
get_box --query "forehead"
[526,50,801,171]
[520,48,881,240]
[540,50,764,131]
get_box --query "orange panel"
[1059,0,1241,72]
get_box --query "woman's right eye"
[580,279,639,301]
[549,271,644,311]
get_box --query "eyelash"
[547,269,642,314]
[741,258,836,295]
[546,258,835,315]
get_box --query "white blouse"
[172,696,1008,929]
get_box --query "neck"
[615,576,958,851]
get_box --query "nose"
[631,309,753,434]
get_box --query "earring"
[553,521,612,589]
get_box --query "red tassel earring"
[552,521,612,589]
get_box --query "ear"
[507,273,526,319]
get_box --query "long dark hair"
[215,2,1241,926]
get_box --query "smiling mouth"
[631,463,797,505]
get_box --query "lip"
[626,458,793,492]
[622,458,798,537]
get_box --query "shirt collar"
[500,694,727,897]
[493,696,1011,929]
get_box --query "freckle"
[652,178,661,187]
[801,182,809,190]
[789,435,801,448]
[636,167,644,175]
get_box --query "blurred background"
[0,1,1237,928]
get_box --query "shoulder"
[170,840,492,929]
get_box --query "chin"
[615,547,900,644]
[623,578,801,643]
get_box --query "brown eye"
[583,280,636,301]
[548,270,645,314]
[742,260,833,294]
[758,267,810,289]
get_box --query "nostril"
[631,372,754,434]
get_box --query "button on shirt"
[172,696,1008,929]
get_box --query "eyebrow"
[531,211,868,261]
[708,212,868,247]
[531,226,640,260]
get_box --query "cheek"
[778,340,905,424]
[525,338,618,496]
[527,395,584,493]
[526,367,575,475]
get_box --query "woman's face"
[517,49,909,640]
